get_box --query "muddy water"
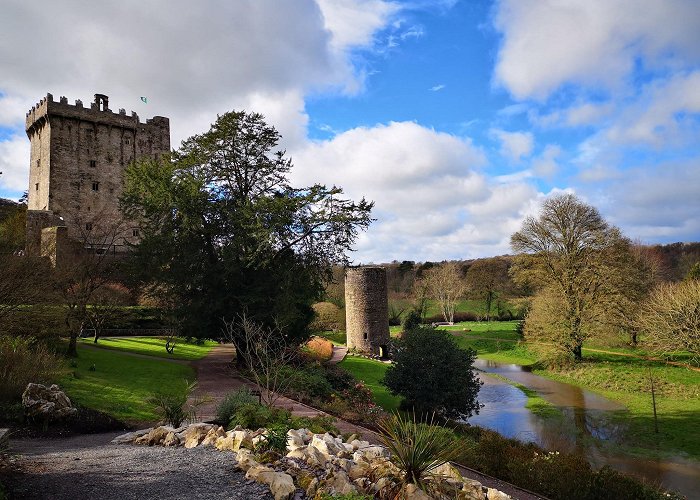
[466,359,700,498]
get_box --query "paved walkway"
[189,344,541,500]
[327,345,348,364]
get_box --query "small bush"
[0,336,64,402]
[230,402,291,430]
[290,414,339,435]
[279,365,333,403]
[310,302,344,332]
[216,388,258,425]
[255,423,290,456]
[147,380,204,427]
[305,337,334,362]
[321,364,355,391]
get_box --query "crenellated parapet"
[25,93,169,138]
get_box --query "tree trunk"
[66,332,78,357]
[573,342,583,361]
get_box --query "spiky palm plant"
[377,412,462,491]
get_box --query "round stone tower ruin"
[345,266,390,357]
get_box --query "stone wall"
[344,266,390,356]
[25,93,170,254]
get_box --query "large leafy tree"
[121,111,373,349]
[465,257,511,321]
[383,326,481,419]
[510,194,646,362]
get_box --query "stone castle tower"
[344,266,391,357]
[25,93,170,256]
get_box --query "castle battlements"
[25,93,169,137]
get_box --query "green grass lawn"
[60,344,196,422]
[339,356,401,412]
[80,336,217,360]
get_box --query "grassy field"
[338,356,401,412]
[80,336,217,360]
[60,344,196,422]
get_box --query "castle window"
[132,229,139,237]
[89,160,96,168]
[125,138,131,145]
[36,159,40,169]
[35,183,39,191]
[85,222,93,231]
[363,332,368,340]
[92,182,99,191]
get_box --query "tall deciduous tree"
[465,257,510,321]
[511,194,637,362]
[420,262,467,323]
[121,111,373,352]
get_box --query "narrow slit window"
[92,182,99,191]
[35,183,39,191]
[132,229,139,237]
[85,222,93,231]
[89,160,97,168]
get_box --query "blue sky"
[1,0,699,263]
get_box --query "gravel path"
[5,433,273,500]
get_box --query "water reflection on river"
[465,359,700,498]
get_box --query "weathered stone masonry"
[25,93,170,256]
[344,266,390,356]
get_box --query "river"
[465,359,700,498]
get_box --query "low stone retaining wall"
[112,423,512,500]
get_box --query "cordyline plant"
[377,412,462,492]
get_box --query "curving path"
[191,344,542,500]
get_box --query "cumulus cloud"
[493,0,700,100]
[291,121,542,261]
[490,128,534,163]
[532,144,561,178]
[0,135,30,192]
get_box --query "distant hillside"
[0,198,21,223]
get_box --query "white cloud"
[316,0,400,50]
[493,0,700,100]
[0,135,30,192]
[292,121,542,261]
[605,70,700,147]
[532,144,561,178]
[490,128,534,162]
[429,84,446,92]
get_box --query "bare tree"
[421,262,467,323]
[511,194,633,362]
[222,315,296,406]
[86,286,129,343]
[52,215,130,356]
[0,256,50,332]
[637,280,700,367]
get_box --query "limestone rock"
[305,477,319,498]
[201,426,226,447]
[245,464,275,481]
[286,445,327,467]
[353,445,389,462]
[235,449,259,472]
[349,439,370,451]
[22,383,78,421]
[111,428,153,445]
[286,429,305,451]
[460,479,486,500]
[434,462,465,482]
[256,470,296,500]
[232,429,254,450]
[486,487,511,500]
[141,426,175,446]
[183,423,215,448]
[310,433,343,457]
[321,470,356,496]
[404,483,432,499]
[163,431,181,447]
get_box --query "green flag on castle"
[140,96,148,103]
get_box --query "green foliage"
[277,365,333,403]
[401,309,422,331]
[230,402,291,430]
[255,423,289,456]
[121,110,373,344]
[378,413,461,490]
[290,414,339,435]
[147,380,204,427]
[685,261,700,281]
[0,336,64,402]
[453,425,680,500]
[216,388,258,425]
[383,326,481,419]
